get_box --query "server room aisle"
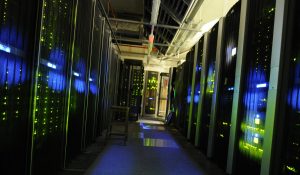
[85,118,225,175]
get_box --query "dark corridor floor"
[60,118,225,175]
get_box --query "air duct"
[150,0,161,25]
[148,0,161,55]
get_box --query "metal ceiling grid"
[144,0,192,54]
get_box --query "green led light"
[222,122,229,126]
[286,166,298,173]
[241,122,265,136]
[239,140,263,160]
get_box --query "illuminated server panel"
[236,0,275,174]
[0,0,37,174]
[184,50,195,136]
[280,0,300,174]
[129,66,144,110]
[174,65,186,130]
[190,38,204,144]
[118,60,144,119]
[85,8,103,147]
[129,64,144,118]
[31,0,76,174]
[109,51,120,107]
[98,29,113,131]
[199,23,218,154]
[213,2,241,169]
[66,0,94,162]
[145,71,158,114]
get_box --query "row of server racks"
[171,0,300,174]
[0,0,121,174]
[117,60,144,120]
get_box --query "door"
[157,73,169,117]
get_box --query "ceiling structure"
[100,0,239,72]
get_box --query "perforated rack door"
[31,0,77,174]
[66,0,94,162]
[213,2,241,170]
[199,23,219,155]
[281,0,300,174]
[0,0,37,174]
[236,0,275,174]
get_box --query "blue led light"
[187,95,191,103]
[196,65,202,72]
[228,87,234,91]
[0,43,11,53]
[73,72,80,77]
[46,48,66,92]
[89,70,98,95]
[73,59,87,93]
[90,83,97,95]
[0,27,28,88]
[47,62,57,69]
[194,95,199,103]
[48,72,66,92]
[256,83,267,88]
[187,86,192,103]
[231,47,237,56]
[74,79,86,93]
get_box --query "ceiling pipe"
[112,37,172,47]
[97,0,121,54]
[108,18,202,32]
[148,0,161,55]
[165,0,199,55]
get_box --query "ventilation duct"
[148,0,161,55]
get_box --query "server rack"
[198,23,218,154]
[144,71,159,115]
[31,0,77,174]
[189,39,204,144]
[182,51,195,135]
[118,60,144,119]
[66,0,95,163]
[99,28,113,132]
[235,0,275,174]
[173,64,185,130]
[157,73,169,117]
[85,6,103,147]
[274,0,300,174]
[0,0,38,174]
[213,2,241,169]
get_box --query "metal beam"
[97,0,121,53]
[108,18,202,32]
[160,2,182,25]
[112,37,171,47]
[226,0,249,173]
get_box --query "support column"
[187,43,199,139]
[207,17,225,158]
[195,33,210,146]
[226,0,249,173]
[261,0,288,174]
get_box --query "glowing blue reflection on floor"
[139,123,165,131]
[143,138,179,148]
